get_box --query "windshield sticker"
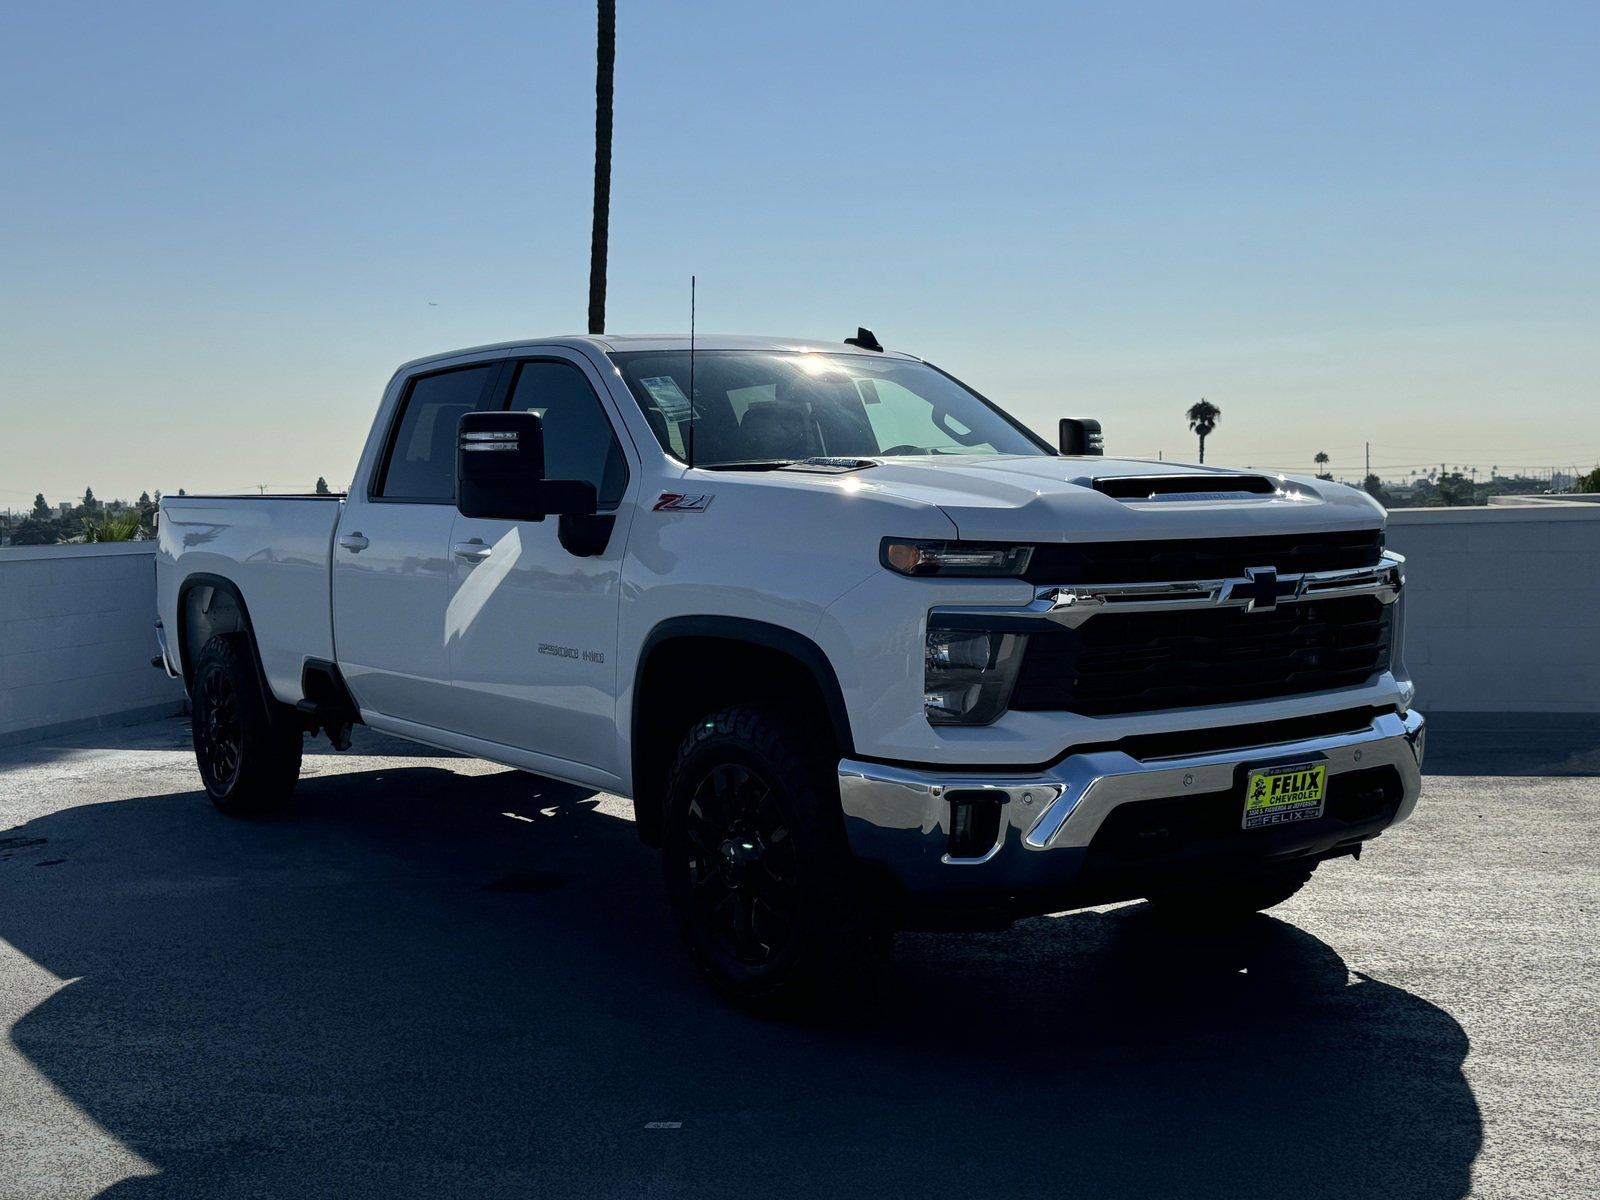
[640,376,691,421]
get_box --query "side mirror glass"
[456,411,599,521]
[1058,417,1104,456]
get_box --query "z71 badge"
[653,493,712,513]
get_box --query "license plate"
[1242,762,1328,829]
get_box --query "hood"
[832,455,1385,542]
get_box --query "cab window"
[503,360,628,509]
[376,365,498,501]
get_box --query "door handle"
[338,532,369,553]
[452,539,492,564]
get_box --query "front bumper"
[839,709,1424,922]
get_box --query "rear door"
[333,357,504,728]
[444,352,637,780]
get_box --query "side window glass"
[505,361,628,508]
[377,365,497,500]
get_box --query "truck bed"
[155,495,343,702]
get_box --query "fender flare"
[631,615,856,762]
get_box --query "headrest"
[740,401,812,459]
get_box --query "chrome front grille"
[930,543,1404,719]
[1009,593,1394,716]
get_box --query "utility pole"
[587,0,617,335]
[1365,442,1370,480]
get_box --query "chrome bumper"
[838,710,1424,904]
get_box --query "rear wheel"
[661,704,889,1008]
[1145,865,1316,926]
[191,632,302,815]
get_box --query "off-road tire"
[1145,865,1316,927]
[191,632,303,815]
[661,703,890,1008]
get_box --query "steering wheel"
[880,444,924,456]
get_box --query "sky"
[2,0,1597,505]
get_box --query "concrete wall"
[1386,505,1600,716]
[1,507,1596,745]
[0,543,183,746]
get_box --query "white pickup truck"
[155,332,1423,1003]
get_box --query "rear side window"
[376,365,498,500]
[504,360,628,508]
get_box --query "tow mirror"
[1058,418,1104,456]
[456,411,598,522]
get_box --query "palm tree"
[1186,399,1220,464]
[587,0,616,335]
[82,510,142,542]
[1314,450,1330,475]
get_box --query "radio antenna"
[686,274,696,469]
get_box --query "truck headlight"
[883,539,1032,577]
[924,625,1027,725]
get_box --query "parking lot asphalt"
[0,717,1595,1200]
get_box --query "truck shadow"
[0,718,449,765]
[1,762,1480,1200]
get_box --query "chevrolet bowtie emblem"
[1243,566,1279,612]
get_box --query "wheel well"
[175,575,270,700]
[630,626,852,847]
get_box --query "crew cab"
[155,333,1424,1003]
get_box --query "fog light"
[947,790,1005,859]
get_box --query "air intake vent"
[1092,474,1278,501]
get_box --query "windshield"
[610,351,1050,467]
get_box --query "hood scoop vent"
[1090,473,1279,502]
[779,457,878,475]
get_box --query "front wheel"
[661,704,889,1008]
[191,632,303,815]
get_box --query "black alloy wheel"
[189,632,302,814]
[684,762,801,966]
[662,704,890,1007]
[195,661,244,790]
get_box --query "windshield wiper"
[699,459,802,471]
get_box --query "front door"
[333,359,502,729]
[445,354,636,782]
